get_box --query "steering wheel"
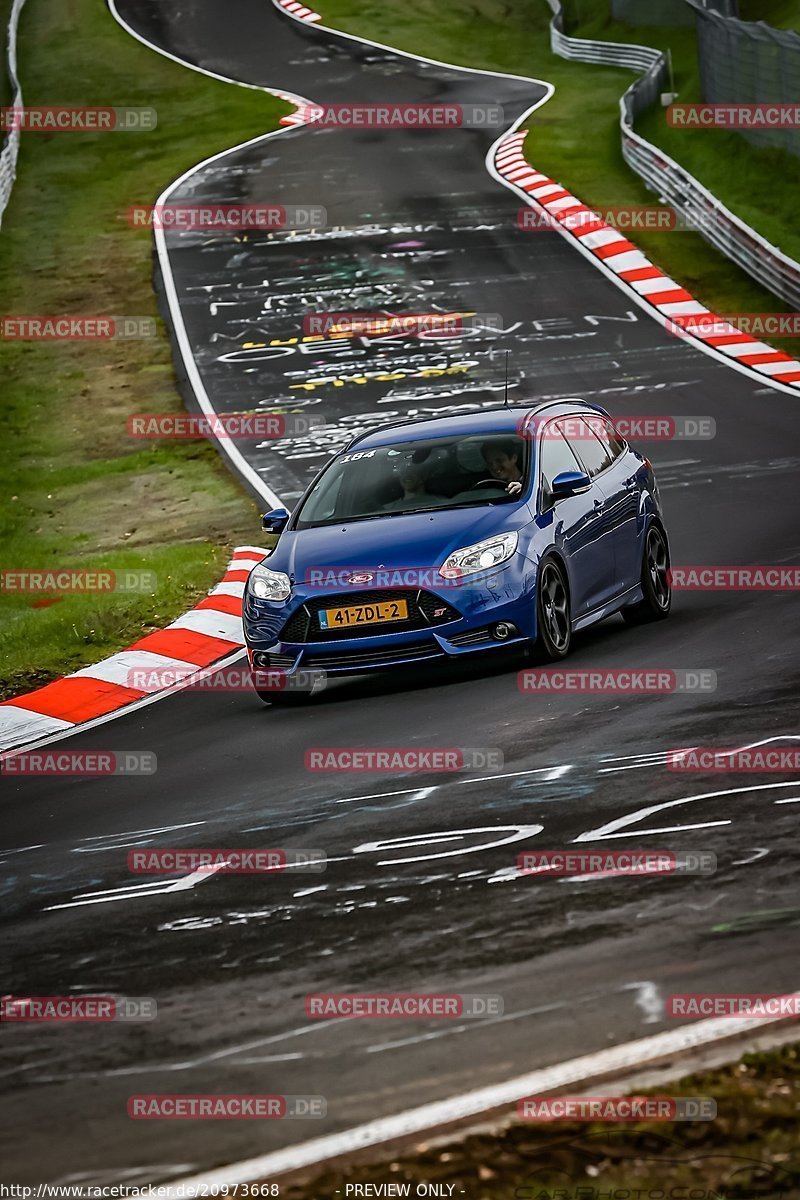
[470,478,504,490]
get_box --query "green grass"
[280,1042,800,1200]
[740,0,800,30]
[318,0,800,357]
[0,0,290,698]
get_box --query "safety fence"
[545,0,800,309]
[693,3,800,156]
[0,0,26,229]
[611,0,694,27]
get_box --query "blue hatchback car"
[243,400,671,703]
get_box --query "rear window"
[539,422,584,508]
[560,416,616,478]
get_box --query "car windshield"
[294,432,530,530]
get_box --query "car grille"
[448,627,494,647]
[304,640,444,670]
[280,589,460,643]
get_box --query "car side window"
[595,418,627,462]
[539,421,584,510]
[566,416,615,478]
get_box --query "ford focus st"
[243,401,671,704]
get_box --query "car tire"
[622,523,672,625]
[535,557,572,661]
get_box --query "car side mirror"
[551,470,591,500]
[261,507,290,534]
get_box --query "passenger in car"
[381,461,444,511]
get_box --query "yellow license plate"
[319,599,409,630]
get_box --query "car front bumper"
[244,563,538,676]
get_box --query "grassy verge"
[0,0,290,699]
[280,1042,800,1199]
[318,0,800,357]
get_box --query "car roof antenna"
[503,349,510,408]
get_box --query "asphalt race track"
[1,0,799,1183]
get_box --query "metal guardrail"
[1,0,27,229]
[545,0,800,310]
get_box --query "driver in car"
[481,439,524,496]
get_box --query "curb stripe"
[209,582,247,599]
[0,548,267,753]
[71,650,199,691]
[276,0,322,20]
[195,594,244,617]
[168,608,243,641]
[128,628,239,665]
[220,569,257,585]
[605,251,650,273]
[6,677,147,722]
[0,708,74,743]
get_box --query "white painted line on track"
[169,999,799,1188]
[108,0,314,509]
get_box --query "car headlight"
[249,564,291,602]
[439,531,518,579]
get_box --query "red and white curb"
[0,547,267,754]
[273,88,320,127]
[276,0,321,24]
[278,95,321,127]
[494,131,800,390]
